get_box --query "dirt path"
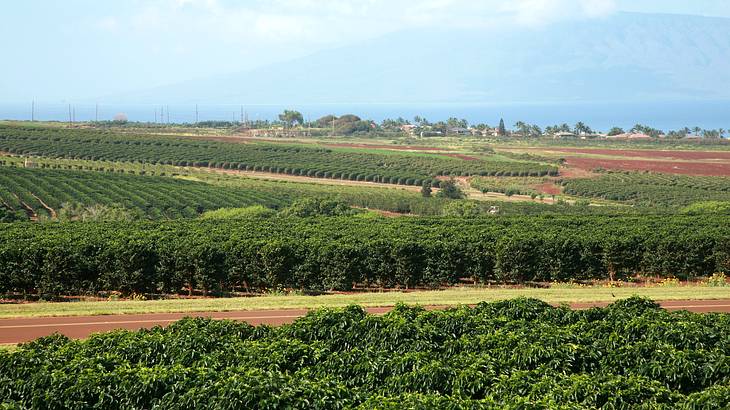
[2,300,730,344]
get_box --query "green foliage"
[436,179,465,199]
[278,110,304,127]
[0,166,291,219]
[681,201,730,215]
[441,201,481,217]
[0,125,557,184]
[608,126,625,136]
[200,206,276,220]
[54,203,141,222]
[563,171,730,206]
[279,198,357,217]
[0,208,25,222]
[420,182,432,198]
[3,298,730,408]
[471,176,546,197]
[0,215,727,295]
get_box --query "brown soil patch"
[544,148,730,161]
[564,157,730,177]
[533,182,562,196]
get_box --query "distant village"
[231,111,728,142]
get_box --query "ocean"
[1,100,729,132]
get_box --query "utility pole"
[31,100,35,122]
[68,104,72,126]
[95,103,99,122]
[240,106,244,124]
[166,105,170,124]
[195,104,199,124]
[154,108,157,124]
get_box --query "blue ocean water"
[1,100,728,132]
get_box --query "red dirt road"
[3,300,730,344]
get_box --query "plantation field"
[0,166,295,219]
[0,216,727,296]
[0,125,557,186]
[3,298,730,408]
[563,171,730,206]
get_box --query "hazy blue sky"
[2,0,730,102]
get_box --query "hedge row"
[4,299,730,408]
[0,216,728,295]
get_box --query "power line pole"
[240,106,244,123]
[95,103,99,122]
[195,104,199,124]
[68,104,72,126]
[154,108,157,124]
[31,100,35,122]
[166,105,170,124]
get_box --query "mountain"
[118,12,730,104]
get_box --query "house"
[448,127,472,136]
[400,124,417,135]
[682,134,703,141]
[553,131,577,139]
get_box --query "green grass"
[2,286,729,319]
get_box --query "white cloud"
[102,0,619,46]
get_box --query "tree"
[498,118,507,136]
[442,201,480,217]
[278,110,304,127]
[436,179,465,199]
[315,115,337,128]
[607,127,624,136]
[279,198,355,217]
[514,121,528,137]
[574,122,592,135]
[420,182,432,198]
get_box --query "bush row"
[0,216,727,295]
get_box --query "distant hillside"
[120,13,730,104]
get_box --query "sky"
[2,0,730,102]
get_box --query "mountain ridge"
[112,12,730,105]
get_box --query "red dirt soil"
[3,300,730,343]
[533,182,562,196]
[564,157,730,177]
[542,148,730,161]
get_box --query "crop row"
[3,298,730,408]
[0,167,293,219]
[563,171,730,206]
[0,124,557,185]
[0,216,727,295]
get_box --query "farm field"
[0,163,462,219]
[500,145,730,176]
[3,298,730,408]
[562,171,730,206]
[0,124,557,186]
